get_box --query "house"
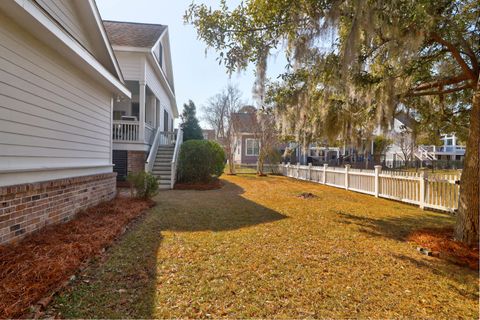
[202,129,216,140]
[232,111,260,164]
[0,0,130,244]
[103,21,179,189]
[297,112,465,168]
[417,134,466,162]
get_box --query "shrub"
[177,140,226,183]
[127,171,159,199]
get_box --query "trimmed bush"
[127,171,159,199]
[177,140,226,183]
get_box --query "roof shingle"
[103,20,166,48]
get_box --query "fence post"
[287,162,291,177]
[296,162,300,179]
[308,163,312,181]
[419,168,427,209]
[345,164,350,190]
[323,164,328,184]
[374,165,381,197]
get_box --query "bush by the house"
[177,140,225,183]
[127,171,159,199]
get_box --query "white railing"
[170,129,183,188]
[145,126,164,173]
[145,124,154,145]
[112,120,139,141]
[159,131,176,145]
[279,163,461,213]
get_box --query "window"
[245,138,259,156]
[158,43,163,68]
[446,139,453,146]
[164,110,169,131]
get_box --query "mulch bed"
[0,197,154,319]
[174,179,224,191]
[407,227,479,270]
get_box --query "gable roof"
[232,112,258,133]
[395,111,417,129]
[32,0,125,84]
[103,20,167,48]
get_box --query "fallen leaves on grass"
[0,197,154,319]
[296,192,317,199]
[407,227,479,270]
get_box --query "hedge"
[177,140,225,183]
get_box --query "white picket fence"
[279,163,461,213]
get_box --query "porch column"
[139,81,146,141]
[153,98,158,129]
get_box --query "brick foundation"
[0,173,117,245]
[127,151,147,174]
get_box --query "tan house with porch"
[103,21,181,189]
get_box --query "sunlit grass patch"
[48,174,479,319]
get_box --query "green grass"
[48,174,478,319]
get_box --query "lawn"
[48,174,478,319]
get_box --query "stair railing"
[145,126,163,173]
[170,128,183,188]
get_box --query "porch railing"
[145,127,163,173]
[112,120,139,141]
[159,131,176,145]
[145,124,154,144]
[170,128,183,188]
[145,130,181,173]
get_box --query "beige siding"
[35,0,96,53]
[115,52,144,80]
[145,59,174,122]
[0,12,113,176]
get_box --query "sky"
[96,0,288,128]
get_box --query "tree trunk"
[455,77,479,246]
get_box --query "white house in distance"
[103,21,179,189]
[0,0,130,244]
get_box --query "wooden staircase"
[152,145,175,189]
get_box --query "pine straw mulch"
[0,196,155,319]
[407,227,479,270]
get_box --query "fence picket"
[278,164,459,212]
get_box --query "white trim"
[112,45,151,53]
[147,53,177,116]
[0,164,113,174]
[87,0,124,83]
[113,142,150,152]
[3,0,130,98]
[245,138,260,156]
[0,165,114,187]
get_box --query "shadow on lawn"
[50,179,287,318]
[154,180,288,232]
[335,209,452,241]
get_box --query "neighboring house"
[380,112,417,162]
[0,0,130,244]
[231,112,260,165]
[103,21,179,189]
[202,129,216,140]
[297,112,465,166]
[417,133,466,161]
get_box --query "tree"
[185,1,479,245]
[247,107,279,175]
[180,100,203,141]
[202,85,244,174]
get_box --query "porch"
[112,80,175,147]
